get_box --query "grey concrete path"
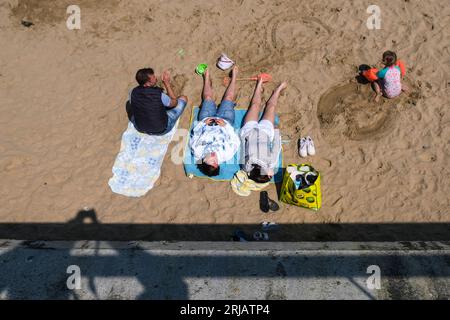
[0,240,449,300]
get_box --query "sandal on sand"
[260,191,280,213]
[232,229,248,242]
[260,191,270,213]
[262,221,280,231]
[253,231,269,241]
[269,199,280,212]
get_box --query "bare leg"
[202,69,213,101]
[372,81,382,102]
[261,82,288,124]
[243,77,264,124]
[222,66,238,102]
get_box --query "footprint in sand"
[417,150,437,163]
[317,83,419,145]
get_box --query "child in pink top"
[373,51,408,102]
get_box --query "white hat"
[217,53,234,70]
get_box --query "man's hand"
[162,70,171,84]
[204,118,214,125]
[162,70,177,106]
[215,119,226,127]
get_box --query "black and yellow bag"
[280,163,322,211]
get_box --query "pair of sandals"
[259,191,279,213]
[232,221,280,242]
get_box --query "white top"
[190,119,240,163]
[240,120,281,174]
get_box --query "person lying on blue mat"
[240,78,287,183]
[189,66,240,177]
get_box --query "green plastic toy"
[195,63,208,75]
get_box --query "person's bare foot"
[276,81,288,92]
[254,76,265,93]
[275,81,287,94]
[231,65,238,80]
[256,76,264,87]
[203,68,212,86]
[373,93,381,102]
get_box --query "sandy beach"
[0,0,449,235]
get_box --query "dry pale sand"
[0,0,449,231]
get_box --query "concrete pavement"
[0,240,449,299]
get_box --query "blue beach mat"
[183,107,283,182]
[108,121,178,197]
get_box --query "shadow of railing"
[0,210,449,299]
[0,209,449,241]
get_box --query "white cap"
[217,53,234,70]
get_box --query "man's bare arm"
[162,70,178,107]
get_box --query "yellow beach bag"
[280,163,322,211]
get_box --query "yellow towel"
[230,170,270,196]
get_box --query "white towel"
[108,121,178,197]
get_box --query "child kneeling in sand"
[190,67,240,177]
[372,50,409,102]
[240,77,287,183]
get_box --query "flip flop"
[253,231,269,241]
[262,222,280,231]
[260,191,270,213]
[269,199,280,212]
[232,229,248,242]
[260,191,280,213]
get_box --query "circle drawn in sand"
[269,16,331,54]
[317,83,399,144]
[233,15,331,74]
